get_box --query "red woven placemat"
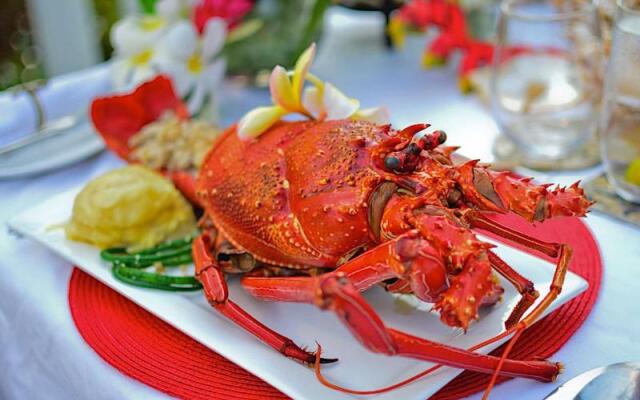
[68,214,601,400]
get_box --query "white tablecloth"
[1,8,640,400]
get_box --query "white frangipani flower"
[302,82,360,121]
[155,0,199,20]
[155,18,227,114]
[353,106,390,124]
[238,43,389,139]
[110,15,169,88]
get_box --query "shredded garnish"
[129,112,220,171]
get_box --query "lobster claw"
[384,127,447,173]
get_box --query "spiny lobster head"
[371,123,593,224]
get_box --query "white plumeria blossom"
[156,18,227,114]
[110,15,170,88]
[238,43,389,139]
[155,0,199,21]
[110,8,228,115]
[302,82,360,121]
[354,106,390,124]
[155,0,184,18]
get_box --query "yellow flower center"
[140,16,165,31]
[388,18,406,48]
[131,49,153,66]
[187,53,203,74]
[625,158,640,186]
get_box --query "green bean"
[152,254,193,267]
[112,264,202,291]
[102,236,201,291]
[106,253,193,269]
[136,236,195,254]
[100,244,192,265]
[102,237,192,257]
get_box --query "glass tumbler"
[600,0,640,203]
[491,0,603,160]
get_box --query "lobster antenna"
[312,344,456,395]
[481,328,525,399]
[313,320,535,397]
[313,318,538,397]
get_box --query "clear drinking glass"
[600,0,640,203]
[491,0,603,160]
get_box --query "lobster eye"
[384,156,400,170]
[406,143,421,155]
[436,130,447,144]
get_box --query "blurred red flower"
[193,0,254,34]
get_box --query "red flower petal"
[90,75,188,160]
[91,96,146,159]
[137,75,189,123]
[192,0,253,34]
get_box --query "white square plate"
[8,186,588,400]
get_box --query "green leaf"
[294,0,330,61]
[139,0,158,14]
[225,19,265,45]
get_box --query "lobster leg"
[319,275,560,381]
[241,230,448,304]
[245,215,500,331]
[462,211,571,397]
[193,232,336,364]
[488,251,539,329]
[241,234,563,382]
[464,211,572,330]
[243,272,560,381]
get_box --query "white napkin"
[0,64,112,147]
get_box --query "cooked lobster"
[188,119,590,393]
[92,75,591,398]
